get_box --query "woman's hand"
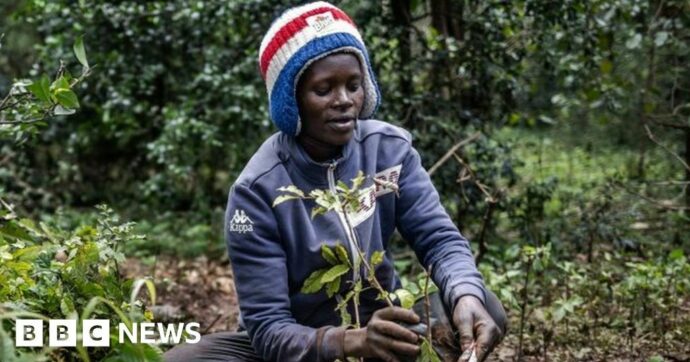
[453,296,503,362]
[343,306,421,362]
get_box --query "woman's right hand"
[343,306,421,362]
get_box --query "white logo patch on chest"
[347,165,402,227]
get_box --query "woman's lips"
[328,118,355,132]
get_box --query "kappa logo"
[306,11,335,33]
[229,209,254,234]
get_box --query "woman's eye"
[348,83,361,92]
[313,86,330,96]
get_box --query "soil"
[122,256,240,335]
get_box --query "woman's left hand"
[452,295,503,362]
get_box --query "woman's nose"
[332,87,353,108]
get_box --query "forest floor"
[121,256,689,362]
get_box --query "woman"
[165,2,505,361]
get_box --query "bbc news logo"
[15,319,201,347]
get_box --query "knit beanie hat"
[259,1,380,136]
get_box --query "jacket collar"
[278,124,360,185]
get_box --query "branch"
[0,118,46,125]
[649,118,689,130]
[474,197,497,264]
[644,123,690,172]
[452,153,495,202]
[614,181,690,211]
[423,265,432,343]
[428,132,481,176]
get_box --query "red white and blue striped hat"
[259,1,380,136]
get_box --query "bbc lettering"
[16,320,201,347]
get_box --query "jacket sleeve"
[394,144,487,309]
[225,183,346,362]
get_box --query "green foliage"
[392,289,415,310]
[300,243,352,299]
[0,37,89,143]
[0,203,161,361]
[276,175,445,359]
[419,337,442,362]
[2,0,283,211]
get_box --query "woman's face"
[296,53,364,148]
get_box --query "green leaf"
[338,302,352,326]
[351,170,365,190]
[370,250,384,267]
[326,277,341,297]
[553,306,566,322]
[625,33,641,49]
[273,194,300,207]
[334,243,350,266]
[276,185,304,197]
[131,278,157,306]
[419,337,442,362]
[336,180,349,193]
[394,289,415,309]
[50,76,70,91]
[60,296,76,316]
[73,35,89,68]
[321,244,338,265]
[26,75,51,104]
[337,290,355,310]
[1,326,16,362]
[375,289,390,301]
[301,269,328,294]
[354,280,362,293]
[669,248,684,261]
[54,88,79,109]
[0,222,33,241]
[654,31,668,47]
[53,105,77,115]
[311,206,327,219]
[599,59,613,74]
[320,264,349,283]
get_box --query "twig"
[649,118,690,130]
[341,200,395,308]
[0,118,47,125]
[424,265,432,343]
[644,123,690,172]
[428,132,481,176]
[452,153,495,202]
[202,313,224,334]
[353,291,361,328]
[474,198,497,264]
[614,181,690,211]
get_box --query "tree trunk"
[390,0,414,128]
[686,129,690,208]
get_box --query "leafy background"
[1,0,689,361]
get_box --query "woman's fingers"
[370,343,402,362]
[474,321,502,361]
[371,319,420,344]
[374,306,421,325]
[369,333,420,357]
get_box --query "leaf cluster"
[0,202,161,361]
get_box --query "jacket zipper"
[327,161,360,282]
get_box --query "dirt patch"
[121,256,239,334]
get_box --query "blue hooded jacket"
[225,120,486,361]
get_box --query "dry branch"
[428,132,481,176]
